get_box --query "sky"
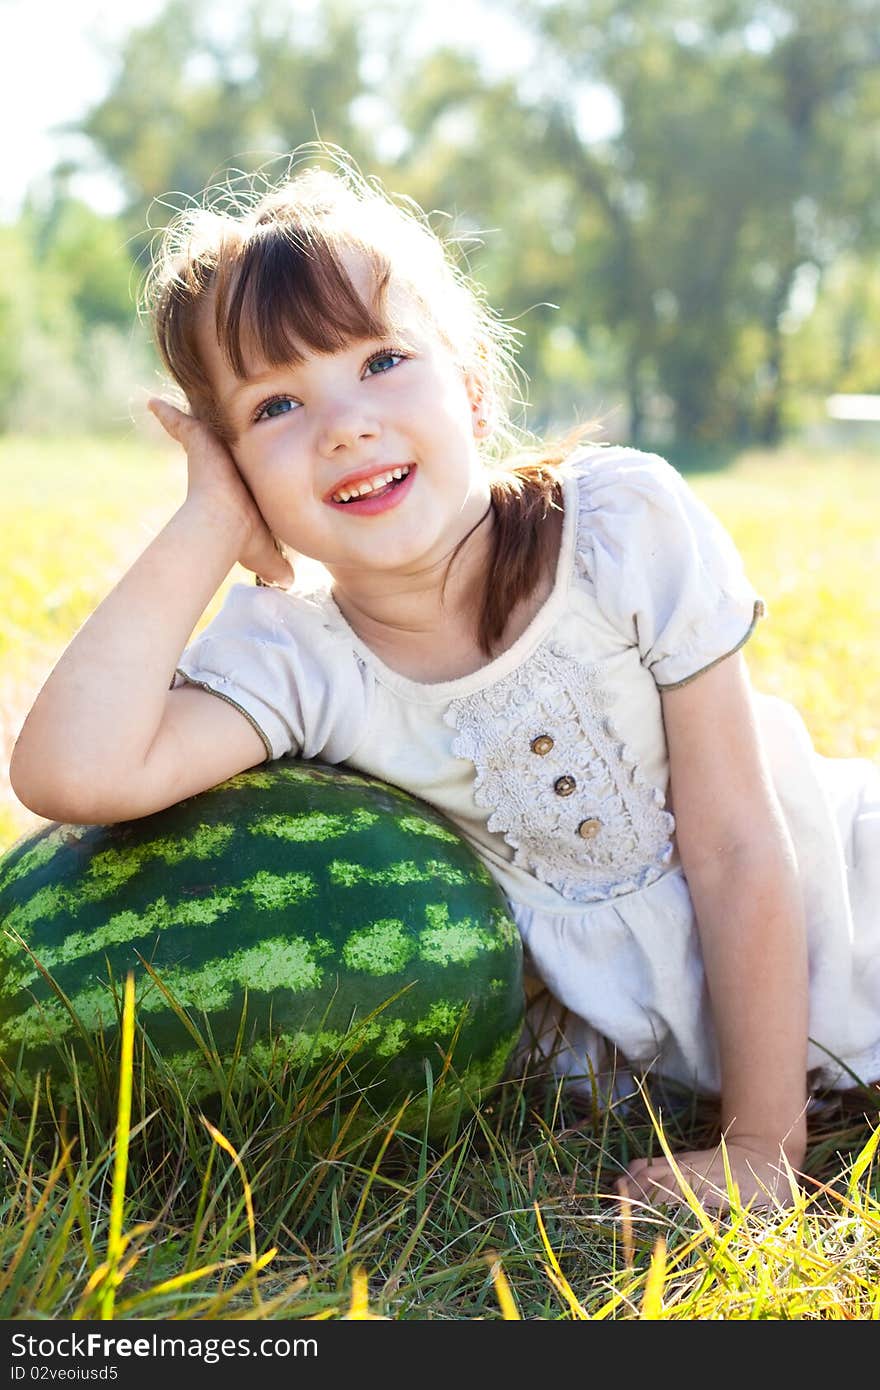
[0,0,161,219]
[0,0,531,221]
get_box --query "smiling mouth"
[330,464,413,504]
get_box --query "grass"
[692,446,880,765]
[1,432,879,1320]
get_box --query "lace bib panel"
[444,640,675,903]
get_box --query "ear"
[463,367,491,439]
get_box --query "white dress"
[175,446,880,1100]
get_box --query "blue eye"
[365,351,404,376]
[264,398,294,418]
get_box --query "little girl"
[10,150,880,1212]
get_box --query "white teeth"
[332,465,411,504]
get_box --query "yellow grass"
[1,435,878,853]
[693,446,880,764]
[0,432,249,849]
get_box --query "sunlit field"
[1,433,878,1320]
[692,447,880,766]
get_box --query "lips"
[329,464,412,504]
[325,464,416,516]
[325,463,413,504]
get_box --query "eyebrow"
[226,370,284,401]
[226,335,421,403]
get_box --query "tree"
[499,0,880,443]
[39,0,880,444]
[0,180,148,432]
[79,0,388,239]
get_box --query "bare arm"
[10,403,294,824]
[622,652,808,1209]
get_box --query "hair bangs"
[215,224,393,379]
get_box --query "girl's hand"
[615,1142,798,1213]
[149,397,294,588]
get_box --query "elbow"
[9,746,109,826]
[8,744,51,821]
[10,746,182,827]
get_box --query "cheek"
[236,436,297,496]
[413,386,474,449]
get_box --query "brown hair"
[144,145,600,656]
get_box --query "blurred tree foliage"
[1,0,878,444]
[80,0,382,220]
[496,0,880,441]
[0,174,150,433]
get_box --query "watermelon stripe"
[2,883,71,938]
[342,920,414,975]
[80,823,237,896]
[2,893,236,993]
[419,905,510,966]
[213,769,277,790]
[2,853,473,949]
[486,908,519,947]
[6,901,510,1009]
[0,824,238,931]
[239,870,317,909]
[0,825,91,896]
[1,934,336,1046]
[233,763,353,788]
[328,859,482,887]
[3,871,319,993]
[250,809,379,840]
[1,907,512,1051]
[395,816,462,843]
[411,999,466,1036]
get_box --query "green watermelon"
[0,760,523,1141]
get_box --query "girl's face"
[196,251,490,584]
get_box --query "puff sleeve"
[572,447,764,689]
[173,583,374,761]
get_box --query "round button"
[554,775,577,796]
[577,818,602,841]
[530,735,554,756]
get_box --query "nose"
[316,400,379,456]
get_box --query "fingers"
[617,1152,726,1209]
[147,395,192,442]
[148,395,295,590]
[148,396,237,478]
[148,397,224,458]
[615,1161,683,1207]
[614,1151,784,1213]
[627,1157,680,1185]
